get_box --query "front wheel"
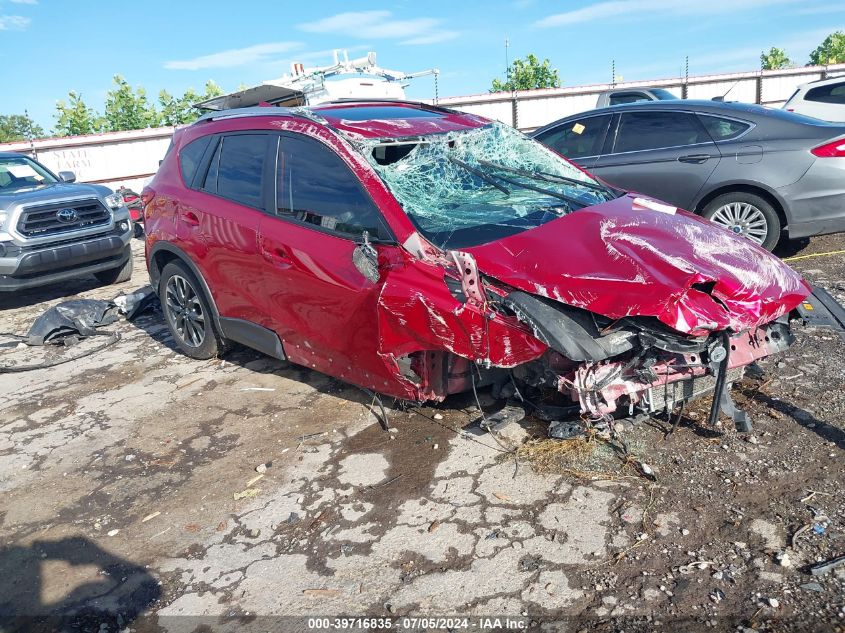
[159,260,228,359]
[94,254,133,285]
[701,192,781,251]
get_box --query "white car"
[784,75,845,122]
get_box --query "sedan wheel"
[709,202,768,245]
[702,192,781,251]
[165,274,206,348]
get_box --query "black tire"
[133,221,145,239]
[94,254,133,285]
[159,260,228,360]
[701,192,781,251]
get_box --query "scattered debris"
[776,551,793,568]
[548,420,586,440]
[246,474,264,487]
[679,560,715,574]
[247,528,261,539]
[492,491,513,502]
[428,520,441,533]
[799,582,824,593]
[107,529,120,537]
[240,387,276,392]
[255,462,270,474]
[233,488,261,501]
[809,554,845,576]
[766,597,780,608]
[141,511,161,523]
[709,588,725,603]
[433,413,443,420]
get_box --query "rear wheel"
[94,254,133,285]
[159,260,228,359]
[701,192,781,251]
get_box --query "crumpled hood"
[465,195,811,336]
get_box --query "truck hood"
[0,182,110,207]
[465,194,811,336]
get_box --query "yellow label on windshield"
[572,123,585,135]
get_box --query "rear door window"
[202,134,269,209]
[276,134,390,239]
[697,115,752,141]
[535,115,612,159]
[805,81,845,104]
[613,111,709,153]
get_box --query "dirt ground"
[0,235,843,633]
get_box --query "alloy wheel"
[165,274,205,348]
[709,202,768,245]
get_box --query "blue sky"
[1,0,843,130]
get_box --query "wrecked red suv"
[143,101,815,434]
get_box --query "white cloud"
[0,14,28,29]
[299,10,458,45]
[535,0,800,27]
[165,42,303,70]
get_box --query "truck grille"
[17,199,111,237]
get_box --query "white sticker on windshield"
[7,164,43,180]
[633,197,676,215]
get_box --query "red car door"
[258,132,401,390]
[180,132,273,324]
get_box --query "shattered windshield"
[362,122,617,249]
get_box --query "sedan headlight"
[105,192,124,210]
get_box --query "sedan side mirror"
[58,171,76,183]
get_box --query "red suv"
[143,101,812,430]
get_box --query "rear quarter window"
[697,115,752,141]
[179,135,212,187]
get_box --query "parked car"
[142,101,820,432]
[595,87,678,107]
[784,75,845,122]
[532,101,845,250]
[116,185,145,237]
[0,152,133,292]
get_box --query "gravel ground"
[0,234,843,633]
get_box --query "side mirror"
[58,171,76,183]
[352,232,381,283]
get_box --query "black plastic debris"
[26,299,119,346]
[795,285,845,340]
[114,285,159,321]
[548,419,586,440]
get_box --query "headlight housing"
[105,192,124,210]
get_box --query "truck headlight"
[105,192,124,210]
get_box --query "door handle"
[677,154,711,164]
[262,244,293,267]
[182,210,200,226]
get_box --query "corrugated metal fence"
[435,63,845,131]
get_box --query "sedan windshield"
[362,122,618,249]
[0,155,58,192]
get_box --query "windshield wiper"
[448,156,511,196]
[477,159,616,198]
[464,165,589,208]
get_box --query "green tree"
[760,47,791,70]
[810,31,845,65]
[158,81,225,126]
[491,54,561,92]
[0,114,44,142]
[54,92,103,136]
[103,75,159,131]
